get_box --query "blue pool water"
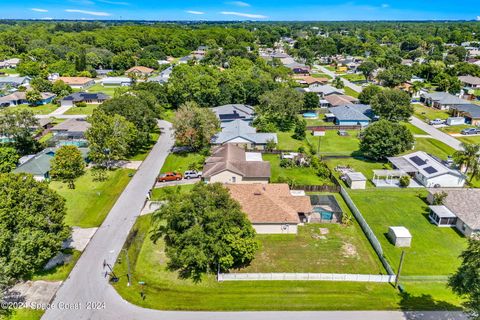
[303,112,317,118]
[313,207,333,220]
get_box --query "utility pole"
[123,249,131,287]
[395,250,405,289]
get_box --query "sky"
[2,0,480,21]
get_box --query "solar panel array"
[410,156,427,166]
[424,166,438,174]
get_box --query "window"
[232,176,236,183]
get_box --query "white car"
[429,119,445,125]
[184,170,202,179]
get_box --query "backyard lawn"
[413,104,449,122]
[276,131,306,151]
[86,83,120,96]
[264,153,333,185]
[411,138,456,160]
[325,157,387,186]
[306,130,361,156]
[50,169,135,228]
[344,86,360,98]
[0,103,58,115]
[63,103,98,115]
[349,189,467,276]
[160,152,205,173]
[311,73,332,79]
[112,214,463,311]
[341,73,366,82]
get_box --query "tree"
[25,89,42,105]
[30,77,53,92]
[256,87,304,131]
[360,120,414,160]
[377,65,412,88]
[172,101,220,151]
[0,109,40,155]
[0,173,70,279]
[453,143,480,182]
[358,85,382,104]
[358,61,378,81]
[332,77,345,89]
[50,145,86,189]
[85,110,137,169]
[0,147,19,173]
[304,92,319,110]
[51,80,73,96]
[293,118,307,140]
[448,238,480,319]
[150,182,259,282]
[371,89,413,122]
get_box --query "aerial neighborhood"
[0,17,479,320]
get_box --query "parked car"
[461,128,479,135]
[158,172,182,182]
[429,119,445,125]
[184,170,202,179]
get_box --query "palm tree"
[453,143,480,182]
[409,81,424,98]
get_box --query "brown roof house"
[325,94,359,107]
[427,189,480,237]
[57,77,95,90]
[203,144,270,184]
[227,184,313,234]
[125,66,154,77]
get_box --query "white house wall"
[423,173,465,188]
[254,223,298,234]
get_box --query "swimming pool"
[313,207,333,220]
[303,112,318,119]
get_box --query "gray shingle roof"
[61,92,110,103]
[212,120,277,145]
[451,104,480,118]
[421,92,470,105]
[211,104,255,122]
[329,104,372,121]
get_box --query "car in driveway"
[158,172,182,182]
[184,170,202,179]
[461,128,479,135]
[429,118,445,125]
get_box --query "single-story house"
[125,66,154,77]
[458,75,480,89]
[14,147,89,181]
[293,75,329,86]
[0,58,20,69]
[51,118,91,138]
[147,66,173,84]
[56,77,95,90]
[450,104,480,125]
[211,104,255,123]
[226,183,313,234]
[324,94,359,107]
[60,92,110,107]
[420,92,470,110]
[203,144,270,184]
[328,104,373,126]
[304,84,344,98]
[284,62,310,75]
[427,188,480,237]
[95,69,113,77]
[211,119,277,150]
[101,77,132,86]
[388,151,465,188]
[0,76,31,88]
[0,91,56,107]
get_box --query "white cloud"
[227,1,250,7]
[31,8,49,12]
[186,10,205,15]
[477,16,480,21]
[65,9,111,16]
[220,11,267,19]
[41,17,54,20]
[97,0,129,5]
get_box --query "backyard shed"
[345,172,367,189]
[446,117,465,126]
[387,226,412,247]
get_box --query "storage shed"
[388,226,412,247]
[345,172,367,189]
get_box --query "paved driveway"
[409,117,463,151]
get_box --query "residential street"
[409,117,463,151]
[41,120,466,320]
[315,65,363,93]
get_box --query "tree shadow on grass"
[399,292,462,312]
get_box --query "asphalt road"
[315,65,363,93]
[42,120,466,320]
[410,116,463,151]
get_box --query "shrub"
[399,175,410,187]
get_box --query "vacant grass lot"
[306,130,361,156]
[63,103,98,115]
[112,214,463,311]
[411,138,456,160]
[264,153,332,185]
[160,152,205,174]
[413,104,450,122]
[50,169,134,228]
[349,189,467,276]
[341,73,365,82]
[0,103,58,115]
[86,83,119,96]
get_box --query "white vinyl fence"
[218,273,396,283]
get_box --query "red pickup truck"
[158,172,182,182]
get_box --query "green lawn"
[276,131,306,151]
[31,249,81,281]
[129,130,160,161]
[457,135,480,144]
[439,124,476,135]
[311,73,332,79]
[325,157,387,188]
[341,73,366,82]
[1,309,44,320]
[0,68,19,75]
[162,109,175,123]
[160,152,205,174]
[63,103,98,115]
[86,83,119,96]
[344,86,360,98]
[49,169,135,228]
[151,184,195,201]
[264,153,333,185]
[112,214,462,311]
[411,138,456,160]
[306,130,361,156]
[413,104,450,122]
[324,65,336,72]
[403,122,428,135]
[0,104,58,115]
[349,189,468,276]
[38,132,53,144]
